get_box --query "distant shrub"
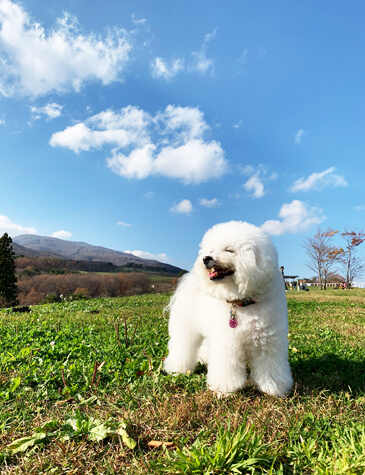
[17,272,153,305]
[74,287,89,296]
[69,287,89,301]
[19,267,36,278]
[49,268,65,275]
[42,293,61,304]
[25,288,43,306]
[121,273,151,295]
[68,293,84,301]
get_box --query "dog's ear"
[240,240,261,265]
[241,240,256,253]
[253,244,261,266]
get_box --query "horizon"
[1,0,364,280]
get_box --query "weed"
[150,419,279,474]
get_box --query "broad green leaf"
[117,426,136,449]
[40,420,60,433]
[88,423,111,442]
[63,417,80,432]
[8,432,47,454]
[10,376,21,393]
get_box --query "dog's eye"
[225,248,234,253]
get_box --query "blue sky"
[0,0,364,278]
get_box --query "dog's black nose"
[203,256,213,266]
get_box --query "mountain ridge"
[13,234,183,275]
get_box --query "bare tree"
[340,230,365,288]
[303,228,343,289]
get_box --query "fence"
[308,283,340,288]
[308,282,365,288]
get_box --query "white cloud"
[200,198,222,208]
[170,199,193,214]
[117,221,131,227]
[243,173,265,198]
[189,30,216,75]
[233,120,243,129]
[153,139,225,184]
[289,167,348,192]
[50,106,151,153]
[156,105,209,142]
[261,200,324,236]
[107,144,156,179]
[150,30,216,81]
[355,205,365,211]
[51,105,227,184]
[30,102,63,121]
[125,249,170,264]
[241,164,277,199]
[0,214,37,237]
[294,129,305,144]
[50,123,94,153]
[189,51,214,75]
[239,164,254,175]
[0,116,5,125]
[0,0,132,98]
[52,230,72,239]
[131,13,147,26]
[150,57,185,81]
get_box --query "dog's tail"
[162,272,191,317]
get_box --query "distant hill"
[13,235,183,275]
[12,241,65,259]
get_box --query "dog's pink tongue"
[209,270,218,279]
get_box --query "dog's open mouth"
[207,267,234,281]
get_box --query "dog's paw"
[210,388,239,399]
[256,378,293,397]
[163,358,179,374]
[164,356,191,374]
[208,379,246,398]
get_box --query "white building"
[352,282,365,289]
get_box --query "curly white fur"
[164,221,293,397]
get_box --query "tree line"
[0,234,174,308]
[17,272,153,305]
[15,255,180,276]
[303,228,365,289]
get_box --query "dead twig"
[114,321,121,346]
[61,368,69,395]
[130,317,141,348]
[88,361,105,395]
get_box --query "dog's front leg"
[249,344,293,397]
[206,337,247,397]
[164,329,203,375]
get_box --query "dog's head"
[194,221,278,301]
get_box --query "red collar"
[227,298,256,307]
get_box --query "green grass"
[0,289,364,473]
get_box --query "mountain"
[11,241,65,259]
[13,235,183,275]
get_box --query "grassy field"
[0,288,364,474]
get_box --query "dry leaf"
[148,440,175,449]
[54,398,74,406]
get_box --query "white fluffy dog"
[164,221,293,397]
